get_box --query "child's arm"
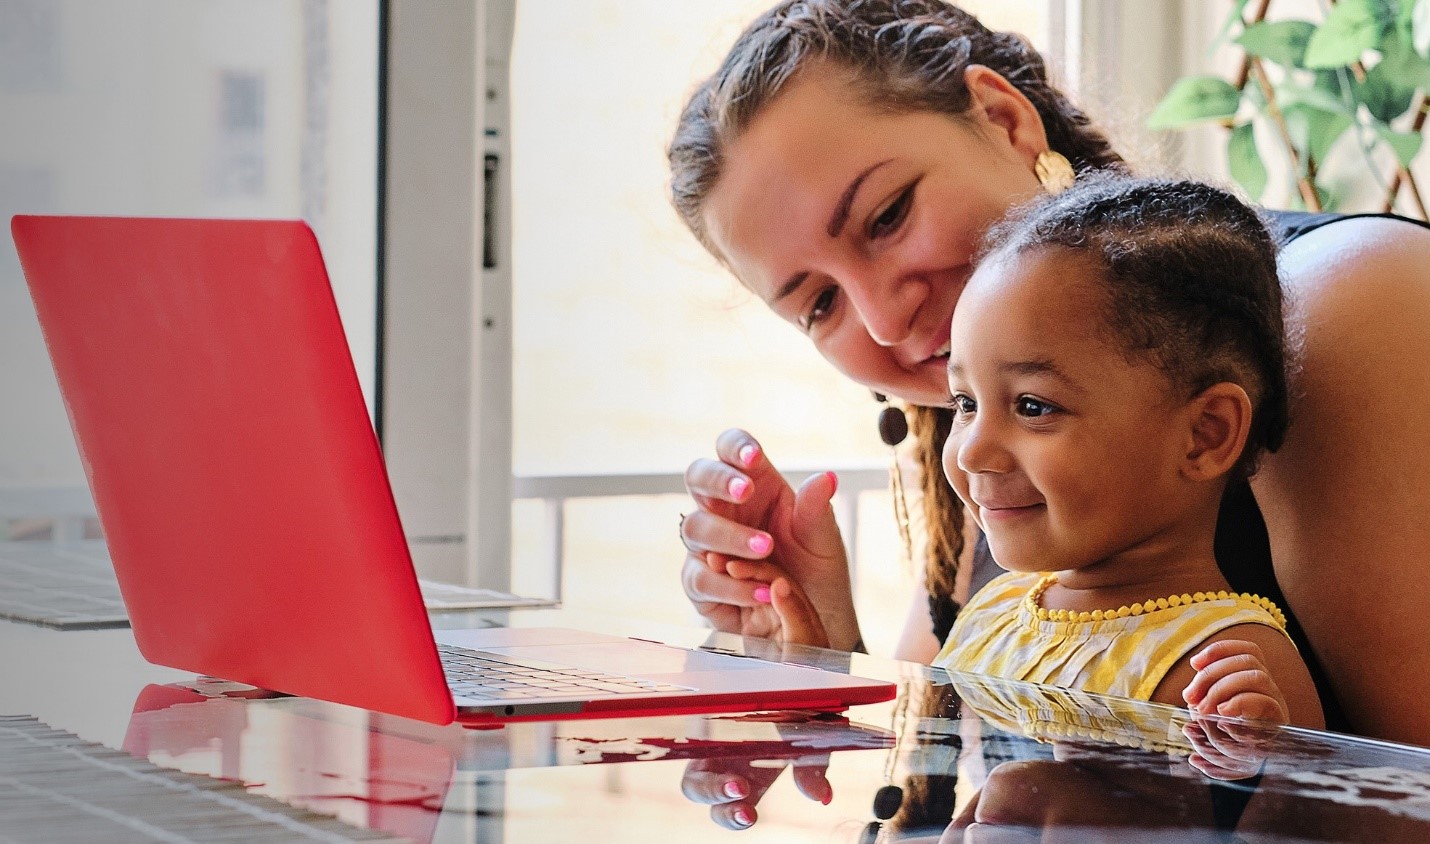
[1151,623,1325,729]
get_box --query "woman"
[670,0,1430,745]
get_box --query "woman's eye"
[869,183,915,239]
[949,393,976,415]
[1016,396,1058,418]
[798,286,839,331]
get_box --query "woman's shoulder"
[1262,208,1429,244]
[1272,212,1430,337]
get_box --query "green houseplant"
[1149,0,1430,217]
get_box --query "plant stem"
[1380,93,1429,219]
[1232,0,1274,93]
[1249,57,1322,210]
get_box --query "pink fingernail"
[728,477,750,500]
[724,780,748,799]
[734,808,753,826]
[753,586,772,603]
[739,444,759,468]
[748,533,772,555]
[825,471,839,493]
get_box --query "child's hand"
[1182,639,1289,724]
[723,558,831,649]
[1183,715,1275,781]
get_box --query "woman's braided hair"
[979,175,1290,479]
[667,0,1124,616]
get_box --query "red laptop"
[11,215,895,726]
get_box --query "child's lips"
[977,501,1045,520]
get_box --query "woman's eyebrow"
[827,159,895,238]
[773,158,897,303]
[773,271,810,303]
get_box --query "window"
[0,0,379,523]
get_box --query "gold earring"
[1035,149,1075,194]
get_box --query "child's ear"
[1181,382,1253,481]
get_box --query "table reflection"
[108,656,1430,843]
[119,676,897,842]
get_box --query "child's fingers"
[1183,647,1270,706]
[770,577,829,648]
[790,756,834,805]
[1199,667,1280,710]
[1198,716,1275,761]
[1188,638,1266,671]
[1211,691,1287,724]
[1216,716,1280,747]
[725,557,784,583]
[1185,716,1274,776]
[1188,750,1261,782]
[704,551,731,575]
[1196,668,1285,721]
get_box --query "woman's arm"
[895,579,941,662]
[1255,216,1430,743]
[895,506,981,662]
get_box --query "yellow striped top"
[933,571,1292,702]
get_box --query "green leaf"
[1147,76,1242,130]
[1227,122,1269,201]
[1214,0,1255,50]
[1377,124,1425,166]
[1359,58,1418,121]
[1285,74,1358,115]
[1316,181,1341,213]
[1237,20,1318,67]
[1304,0,1386,68]
[1283,103,1355,171]
[1375,26,1430,89]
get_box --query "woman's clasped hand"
[680,429,857,651]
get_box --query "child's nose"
[956,418,1014,475]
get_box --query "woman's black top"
[932,208,1430,734]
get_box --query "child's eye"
[797,286,839,332]
[949,393,976,416]
[869,182,917,239]
[1015,396,1059,417]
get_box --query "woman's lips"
[906,339,951,370]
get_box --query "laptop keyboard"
[437,643,692,699]
[0,542,130,629]
[0,540,554,630]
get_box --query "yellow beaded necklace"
[1023,573,1288,630]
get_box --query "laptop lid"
[13,215,455,724]
[13,215,895,727]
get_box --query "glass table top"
[3,611,1429,843]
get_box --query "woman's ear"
[1181,382,1253,481]
[962,65,1049,167]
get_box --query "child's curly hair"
[978,175,1289,481]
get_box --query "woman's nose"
[841,267,920,347]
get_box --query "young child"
[933,176,1323,729]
